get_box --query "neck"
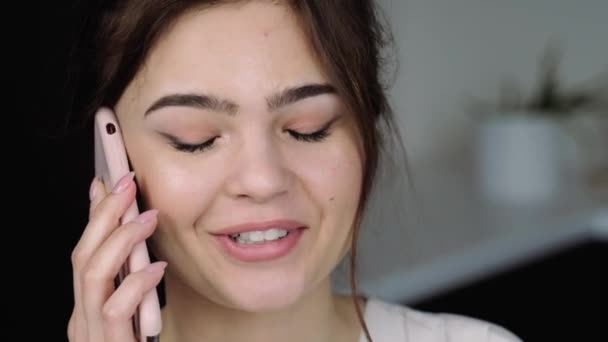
[159,275,363,342]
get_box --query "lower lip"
[214,228,305,262]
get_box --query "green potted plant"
[475,42,607,119]
[471,42,607,206]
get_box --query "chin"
[233,291,301,313]
[220,272,308,313]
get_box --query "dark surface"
[410,240,607,341]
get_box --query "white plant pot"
[474,114,565,206]
[563,112,608,180]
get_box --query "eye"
[287,128,330,142]
[286,118,337,143]
[169,136,219,153]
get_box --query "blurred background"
[37,0,607,341]
[335,1,608,341]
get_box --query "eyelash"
[171,137,218,153]
[170,127,331,153]
[287,127,330,143]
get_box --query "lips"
[211,219,307,262]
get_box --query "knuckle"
[70,246,87,271]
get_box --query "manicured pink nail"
[112,172,135,193]
[134,209,159,224]
[145,261,168,273]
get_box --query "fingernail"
[112,172,135,193]
[134,209,159,224]
[145,261,168,273]
[89,177,98,201]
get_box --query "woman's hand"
[68,173,165,342]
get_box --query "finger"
[102,262,167,342]
[89,171,135,220]
[72,172,137,274]
[67,310,78,341]
[69,295,90,342]
[89,176,108,219]
[69,176,112,342]
[71,172,138,342]
[81,210,158,341]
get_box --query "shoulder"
[363,298,523,342]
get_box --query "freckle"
[329,197,335,201]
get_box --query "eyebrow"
[144,83,336,116]
[266,83,336,111]
[145,93,238,116]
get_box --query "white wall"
[378,0,608,166]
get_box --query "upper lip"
[213,219,307,236]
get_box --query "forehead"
[134,2,327,96]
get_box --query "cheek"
[287,135,363,218]
[289,137,362,269]
[131,152,223,227]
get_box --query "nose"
[224,135,291,203]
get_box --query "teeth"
[264,229,279,240]
[249,231,264,242]
[231,228,289,244]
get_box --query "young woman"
[67,1,522,341]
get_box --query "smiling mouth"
[214,227,306,262]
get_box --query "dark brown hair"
[68,1,402,341]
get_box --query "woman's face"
[115,2,363,311]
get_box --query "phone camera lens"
[106,123,117,134]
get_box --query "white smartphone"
[94,107,162,342]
